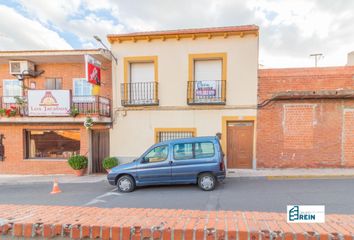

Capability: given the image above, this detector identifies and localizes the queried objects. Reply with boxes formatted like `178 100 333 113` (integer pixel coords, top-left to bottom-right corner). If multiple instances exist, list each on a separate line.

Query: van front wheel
117 175 135 192
198 173 216 191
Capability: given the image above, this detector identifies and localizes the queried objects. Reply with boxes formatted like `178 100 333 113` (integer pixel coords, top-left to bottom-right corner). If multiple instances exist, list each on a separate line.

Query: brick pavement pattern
0 205 353 239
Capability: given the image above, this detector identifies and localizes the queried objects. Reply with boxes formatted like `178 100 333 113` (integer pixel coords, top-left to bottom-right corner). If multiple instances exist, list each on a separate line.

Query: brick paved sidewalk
0 204 353 239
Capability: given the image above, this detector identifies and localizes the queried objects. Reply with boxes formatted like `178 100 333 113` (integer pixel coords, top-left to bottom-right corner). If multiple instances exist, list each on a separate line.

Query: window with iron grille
155 129 196 143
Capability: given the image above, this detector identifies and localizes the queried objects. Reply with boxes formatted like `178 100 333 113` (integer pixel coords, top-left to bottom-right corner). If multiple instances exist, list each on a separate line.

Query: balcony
187 80 226 105
0 95 111 118
121 82 159 106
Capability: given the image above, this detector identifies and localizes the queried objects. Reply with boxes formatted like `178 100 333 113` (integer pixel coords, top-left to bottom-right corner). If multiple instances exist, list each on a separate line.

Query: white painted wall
110 35 259 163
110 108 257 162
111 36 258 108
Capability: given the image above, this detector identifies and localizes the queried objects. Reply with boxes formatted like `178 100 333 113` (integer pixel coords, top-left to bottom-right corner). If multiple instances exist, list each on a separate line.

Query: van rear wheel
117 175 135 192
198 173 216 191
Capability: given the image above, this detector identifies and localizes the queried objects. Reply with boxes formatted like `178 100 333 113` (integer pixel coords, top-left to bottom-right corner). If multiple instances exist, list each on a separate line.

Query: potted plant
5 106 17 117
70 107 79 117
102 156 119 173
84 116 94 129
14 96 26 116
67 155 88 176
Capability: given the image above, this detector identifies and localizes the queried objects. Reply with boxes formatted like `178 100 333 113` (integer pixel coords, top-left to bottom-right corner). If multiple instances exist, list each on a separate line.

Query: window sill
121 100 159 107
187 101 226 105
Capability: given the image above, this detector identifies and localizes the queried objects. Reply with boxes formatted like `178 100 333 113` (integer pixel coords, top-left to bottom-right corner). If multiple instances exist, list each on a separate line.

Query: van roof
156 136 218 145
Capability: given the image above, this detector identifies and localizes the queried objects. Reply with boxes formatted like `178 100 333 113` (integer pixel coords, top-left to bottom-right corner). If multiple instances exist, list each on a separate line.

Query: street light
93 35 118 64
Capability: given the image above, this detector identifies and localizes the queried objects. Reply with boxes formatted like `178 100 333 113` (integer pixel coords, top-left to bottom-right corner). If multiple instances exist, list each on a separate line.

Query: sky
0 0 353 68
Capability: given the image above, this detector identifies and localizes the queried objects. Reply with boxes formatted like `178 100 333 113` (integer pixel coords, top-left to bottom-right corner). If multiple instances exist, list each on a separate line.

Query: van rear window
195 142 215 159
173 141 215 160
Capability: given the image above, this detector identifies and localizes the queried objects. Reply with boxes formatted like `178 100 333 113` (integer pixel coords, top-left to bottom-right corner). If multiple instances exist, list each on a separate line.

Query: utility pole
310 53 323 67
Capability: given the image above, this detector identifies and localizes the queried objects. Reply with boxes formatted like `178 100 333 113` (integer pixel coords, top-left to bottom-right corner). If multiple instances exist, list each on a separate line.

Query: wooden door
92 129 110 173
227 121 254 168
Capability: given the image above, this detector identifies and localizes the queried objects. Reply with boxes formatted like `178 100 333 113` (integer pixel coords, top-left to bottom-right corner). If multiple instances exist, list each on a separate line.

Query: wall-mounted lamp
15 69 44 81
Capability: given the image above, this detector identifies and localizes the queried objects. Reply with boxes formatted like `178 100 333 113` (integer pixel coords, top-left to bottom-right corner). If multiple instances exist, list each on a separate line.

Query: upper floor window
72 78 94 103
195 59 222 82
188 53 227 105
73 78 93 96
3 79 22 103
121 56 158 106
45 78 62 90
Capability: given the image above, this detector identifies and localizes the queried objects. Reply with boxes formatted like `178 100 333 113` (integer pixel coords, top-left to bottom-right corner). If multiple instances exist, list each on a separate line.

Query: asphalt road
0 177 353 214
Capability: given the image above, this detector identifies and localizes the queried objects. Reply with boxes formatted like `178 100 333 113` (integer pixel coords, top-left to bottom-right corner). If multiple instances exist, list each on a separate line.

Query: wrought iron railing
187 80 226 105
72 95 111 117
121 82 159 106
0 95 111 117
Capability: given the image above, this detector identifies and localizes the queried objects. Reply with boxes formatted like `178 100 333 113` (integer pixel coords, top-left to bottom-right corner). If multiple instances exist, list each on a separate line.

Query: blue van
107 136 226 192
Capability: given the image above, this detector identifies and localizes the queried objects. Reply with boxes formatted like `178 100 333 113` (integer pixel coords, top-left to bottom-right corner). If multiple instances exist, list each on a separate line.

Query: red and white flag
85 55 101 85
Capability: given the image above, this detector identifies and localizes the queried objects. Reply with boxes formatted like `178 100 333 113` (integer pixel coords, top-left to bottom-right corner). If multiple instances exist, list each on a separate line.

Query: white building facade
108 25 259 169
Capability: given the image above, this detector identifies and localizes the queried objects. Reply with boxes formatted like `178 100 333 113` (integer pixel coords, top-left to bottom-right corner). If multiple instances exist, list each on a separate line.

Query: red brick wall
257 66 354 168
0 123 109 174
0 58 112 174
344 110 354 166
283 104 315 150
258 66 354 103
0 124 88 174
0 61 112 99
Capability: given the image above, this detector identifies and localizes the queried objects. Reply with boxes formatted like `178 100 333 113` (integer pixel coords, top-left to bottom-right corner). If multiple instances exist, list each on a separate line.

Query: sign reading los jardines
28 90 71 116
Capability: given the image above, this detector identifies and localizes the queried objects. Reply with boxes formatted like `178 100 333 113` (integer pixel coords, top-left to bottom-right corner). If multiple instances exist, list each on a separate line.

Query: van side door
136 145 172 185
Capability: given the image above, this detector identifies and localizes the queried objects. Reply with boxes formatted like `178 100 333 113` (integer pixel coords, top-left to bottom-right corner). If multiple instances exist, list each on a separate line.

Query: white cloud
66 13 125 47
1 0 354 67
0 5 72 50
18 0 81 29
247 0 354 67
16 0 125 47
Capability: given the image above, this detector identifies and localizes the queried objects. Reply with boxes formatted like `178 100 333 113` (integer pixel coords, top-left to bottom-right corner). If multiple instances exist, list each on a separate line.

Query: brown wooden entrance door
92 129 110 173
227 121 254 168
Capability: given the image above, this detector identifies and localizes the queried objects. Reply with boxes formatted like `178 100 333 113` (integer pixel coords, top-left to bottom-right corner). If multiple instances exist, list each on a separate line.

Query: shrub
103 156 119 169
67 155 88 170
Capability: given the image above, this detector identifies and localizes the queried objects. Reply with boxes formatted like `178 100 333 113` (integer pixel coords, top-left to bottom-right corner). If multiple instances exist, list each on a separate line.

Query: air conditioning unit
9 60 35 75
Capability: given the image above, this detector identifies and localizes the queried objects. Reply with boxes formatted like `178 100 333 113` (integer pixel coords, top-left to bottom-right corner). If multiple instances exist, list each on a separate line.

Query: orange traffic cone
50 178 62 194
